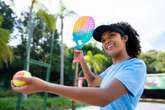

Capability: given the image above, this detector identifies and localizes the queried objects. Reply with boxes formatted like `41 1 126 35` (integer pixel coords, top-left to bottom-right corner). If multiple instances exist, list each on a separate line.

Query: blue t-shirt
99 58 147 110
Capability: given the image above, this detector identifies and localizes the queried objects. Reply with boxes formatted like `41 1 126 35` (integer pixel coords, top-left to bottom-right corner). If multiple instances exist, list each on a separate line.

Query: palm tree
11 0 49 71
36 9 57 76
8 1 53 110
57 0 77 85
85 50 108 74
36 9 57 110
0 15 13 67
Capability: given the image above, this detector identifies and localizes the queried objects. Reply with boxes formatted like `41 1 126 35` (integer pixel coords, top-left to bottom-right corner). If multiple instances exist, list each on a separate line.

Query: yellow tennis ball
12 70 31 87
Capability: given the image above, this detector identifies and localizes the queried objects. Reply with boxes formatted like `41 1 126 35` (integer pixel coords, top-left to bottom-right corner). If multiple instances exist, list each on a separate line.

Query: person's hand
11 76 47 94
73 50 84 62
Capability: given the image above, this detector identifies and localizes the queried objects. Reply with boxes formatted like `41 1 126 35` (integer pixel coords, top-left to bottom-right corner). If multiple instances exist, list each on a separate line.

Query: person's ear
123 35 128 43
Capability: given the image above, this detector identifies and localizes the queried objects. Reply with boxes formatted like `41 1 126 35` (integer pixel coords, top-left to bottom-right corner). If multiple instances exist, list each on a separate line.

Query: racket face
73 16 95 49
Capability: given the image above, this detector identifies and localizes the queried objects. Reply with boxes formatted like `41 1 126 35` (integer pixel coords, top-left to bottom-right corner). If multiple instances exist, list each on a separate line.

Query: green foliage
47 97 75 110
0 28 13 64
0 88 16 110
10 12 60 84
83 43 103 54
139 50 157 73
62 46 77 85
0 1 14 66
0 1 15 30
0 88 16 97
84 50 110 74
0 95 85 110
21 95 48 110
82 43 112 74
139 50 165 73
0 15 4 26
156 52 165 72
0 27 9 42
37 10 57 32
0 97 16 110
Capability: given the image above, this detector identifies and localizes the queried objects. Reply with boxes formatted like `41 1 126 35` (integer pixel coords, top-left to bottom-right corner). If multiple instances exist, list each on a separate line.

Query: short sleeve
99 66 111 78
99 71 106 78
114 60 146 96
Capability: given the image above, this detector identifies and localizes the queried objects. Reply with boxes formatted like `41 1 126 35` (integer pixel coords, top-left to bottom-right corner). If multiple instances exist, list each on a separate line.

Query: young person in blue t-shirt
11 22 146 110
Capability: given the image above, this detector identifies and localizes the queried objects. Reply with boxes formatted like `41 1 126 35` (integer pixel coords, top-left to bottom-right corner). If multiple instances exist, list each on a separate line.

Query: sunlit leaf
37 9 57 32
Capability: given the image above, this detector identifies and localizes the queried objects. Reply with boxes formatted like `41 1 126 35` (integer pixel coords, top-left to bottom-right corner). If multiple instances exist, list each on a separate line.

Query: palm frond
0 28 13 65
37 10 57 32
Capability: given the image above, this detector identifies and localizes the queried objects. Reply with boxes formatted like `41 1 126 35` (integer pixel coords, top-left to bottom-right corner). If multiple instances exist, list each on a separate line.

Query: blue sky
6 0 165 52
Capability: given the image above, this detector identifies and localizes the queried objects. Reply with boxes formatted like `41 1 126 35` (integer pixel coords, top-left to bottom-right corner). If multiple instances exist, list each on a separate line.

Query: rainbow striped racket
72 16 95 62
73 16 95 49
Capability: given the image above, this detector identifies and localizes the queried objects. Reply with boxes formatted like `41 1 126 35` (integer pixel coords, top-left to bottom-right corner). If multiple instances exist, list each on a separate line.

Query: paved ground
136 102 165 110
76 102 165 110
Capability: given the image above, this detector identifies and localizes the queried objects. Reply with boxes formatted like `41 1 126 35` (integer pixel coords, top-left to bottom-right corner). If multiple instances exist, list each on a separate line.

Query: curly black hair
115 22 141 58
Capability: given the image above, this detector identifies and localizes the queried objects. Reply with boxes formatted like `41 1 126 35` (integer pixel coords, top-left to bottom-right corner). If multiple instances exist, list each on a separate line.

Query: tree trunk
60 16 64 85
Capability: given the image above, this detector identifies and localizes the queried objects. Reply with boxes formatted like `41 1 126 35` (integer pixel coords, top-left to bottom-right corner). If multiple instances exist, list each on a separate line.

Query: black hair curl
111 22 141 58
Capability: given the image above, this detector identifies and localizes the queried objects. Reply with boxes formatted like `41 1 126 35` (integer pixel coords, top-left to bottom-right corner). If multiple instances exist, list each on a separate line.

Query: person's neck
112 51 130 64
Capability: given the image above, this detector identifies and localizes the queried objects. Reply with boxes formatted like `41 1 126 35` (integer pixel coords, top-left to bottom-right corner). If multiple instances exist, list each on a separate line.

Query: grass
0 95 86 110
0 87 87 110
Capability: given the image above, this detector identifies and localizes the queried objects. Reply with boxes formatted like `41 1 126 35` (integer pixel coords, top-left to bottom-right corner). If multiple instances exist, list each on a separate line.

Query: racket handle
73 50 81 62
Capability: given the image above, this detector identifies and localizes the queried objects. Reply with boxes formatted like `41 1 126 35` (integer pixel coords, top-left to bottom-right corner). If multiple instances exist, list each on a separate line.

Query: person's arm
11 77 127 106
78 51 102 87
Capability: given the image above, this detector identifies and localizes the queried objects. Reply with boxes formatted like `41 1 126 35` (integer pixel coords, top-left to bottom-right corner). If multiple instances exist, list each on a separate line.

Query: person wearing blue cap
11 22 146 110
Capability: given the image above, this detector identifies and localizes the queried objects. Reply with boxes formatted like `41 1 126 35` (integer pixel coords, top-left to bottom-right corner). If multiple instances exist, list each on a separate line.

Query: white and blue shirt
99 58 147 110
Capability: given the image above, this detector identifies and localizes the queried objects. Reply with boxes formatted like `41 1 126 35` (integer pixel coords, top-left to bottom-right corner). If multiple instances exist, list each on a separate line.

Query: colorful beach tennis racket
73 16 95 49
72 16 95 62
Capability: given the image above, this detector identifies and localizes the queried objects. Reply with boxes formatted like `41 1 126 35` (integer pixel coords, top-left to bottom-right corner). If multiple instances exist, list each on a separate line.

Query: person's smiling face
101 31 128 57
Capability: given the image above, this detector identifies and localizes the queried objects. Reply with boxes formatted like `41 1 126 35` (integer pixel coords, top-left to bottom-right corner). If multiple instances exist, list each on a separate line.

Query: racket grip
73 50 81 62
